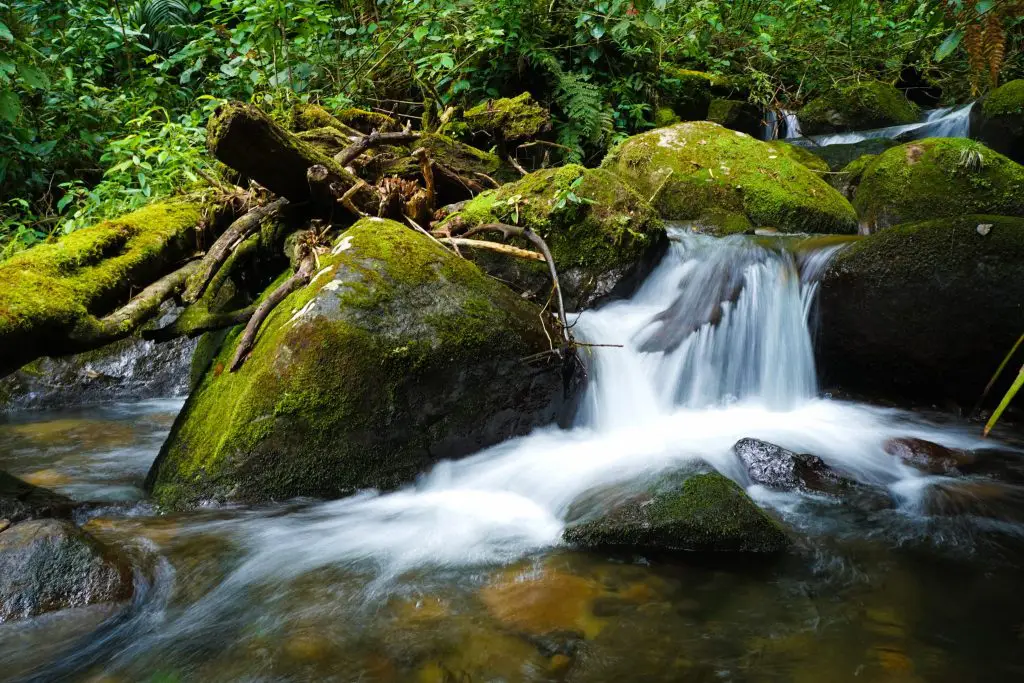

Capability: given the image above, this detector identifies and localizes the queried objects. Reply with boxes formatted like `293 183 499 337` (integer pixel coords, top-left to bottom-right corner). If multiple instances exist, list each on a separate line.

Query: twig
230 244 316 371
437 238 545 261
334 128 421 168
184 198 289 303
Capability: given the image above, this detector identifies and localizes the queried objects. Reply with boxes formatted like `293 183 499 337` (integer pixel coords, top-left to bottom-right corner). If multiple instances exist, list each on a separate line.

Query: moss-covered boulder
444 165 665 309
602 121 857 234
147 219 574 508
799 80 919 135
767 141 830 174
0 518 132 622
0 201 205 378
970 79 1024 164
290 103 361 139
853 138 1024 232
831 153 877 201
817 215 1024 403
708 98 763 137
653 106 680 127
563 472 789 554
463 93 551 142
803 138 900 171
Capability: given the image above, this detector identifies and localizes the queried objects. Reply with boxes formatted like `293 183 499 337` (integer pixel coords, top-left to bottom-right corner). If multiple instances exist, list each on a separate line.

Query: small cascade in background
805 102 974 146
761 109 802 140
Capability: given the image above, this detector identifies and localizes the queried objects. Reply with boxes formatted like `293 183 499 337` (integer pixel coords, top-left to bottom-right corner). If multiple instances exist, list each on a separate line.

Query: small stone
884 437 975 475
977 223 993 235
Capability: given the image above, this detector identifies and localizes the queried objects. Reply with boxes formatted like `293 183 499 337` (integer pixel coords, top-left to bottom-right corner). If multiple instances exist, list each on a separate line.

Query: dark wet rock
0 518 132 622
707 99 762 137
852 138 1024 232
443 164 666 310
802 138 900 171
883 437 976 475
970 79 1024 165
817 215 1024 404
0 303 196 411
830 153 877 201
733 438 849 493
799 80 919 136
148 218 577 508
563 472 789 554
0 471 75 525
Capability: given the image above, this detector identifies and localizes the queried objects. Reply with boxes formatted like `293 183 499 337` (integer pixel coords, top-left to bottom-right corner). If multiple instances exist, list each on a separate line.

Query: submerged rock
883 438 975 475
970 79 1024 164
148 219 575 508
853 138 1024 232
921 480 1024 522
0 471 75 525
445 164 665 309
563 472 789 554
817 215 1024 403
0 518 131 622
799 80 919 136
602 121 857 234
733 438 847 493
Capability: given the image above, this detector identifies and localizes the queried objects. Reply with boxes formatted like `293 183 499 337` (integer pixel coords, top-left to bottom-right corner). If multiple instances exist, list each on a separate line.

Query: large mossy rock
659 68 742 121
853 138 1024 232
0 518 132 622
803 138 900 171
970 79 1024 165
0 201 204 379
563 472 789 554
602 121 857 234
463 92 551 142
799 80 919 135
817 215 1024 403
148 219 574 508
446 164 665 309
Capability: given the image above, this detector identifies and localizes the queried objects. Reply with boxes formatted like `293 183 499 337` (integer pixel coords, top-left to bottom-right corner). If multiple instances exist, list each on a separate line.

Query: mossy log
207 101 379 212
0 200 214 378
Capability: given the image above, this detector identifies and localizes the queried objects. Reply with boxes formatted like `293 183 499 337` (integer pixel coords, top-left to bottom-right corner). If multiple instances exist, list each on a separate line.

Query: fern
529 50 614 163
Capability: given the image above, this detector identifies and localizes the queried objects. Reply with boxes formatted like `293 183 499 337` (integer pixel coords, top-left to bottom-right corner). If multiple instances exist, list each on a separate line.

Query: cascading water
805 102 974 146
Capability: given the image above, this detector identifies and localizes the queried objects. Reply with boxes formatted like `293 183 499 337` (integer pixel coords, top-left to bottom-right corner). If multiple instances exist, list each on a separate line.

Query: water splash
806 102 974 146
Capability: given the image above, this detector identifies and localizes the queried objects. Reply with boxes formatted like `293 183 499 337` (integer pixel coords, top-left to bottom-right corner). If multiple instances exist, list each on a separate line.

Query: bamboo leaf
984 364 1024 437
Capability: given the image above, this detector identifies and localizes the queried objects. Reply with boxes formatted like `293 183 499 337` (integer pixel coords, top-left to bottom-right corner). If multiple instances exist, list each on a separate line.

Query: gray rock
0 519 132 622
0 471 75 525
732 438 847 493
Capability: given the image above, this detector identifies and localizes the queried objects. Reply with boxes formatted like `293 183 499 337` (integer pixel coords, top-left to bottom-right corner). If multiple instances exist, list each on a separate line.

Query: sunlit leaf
934 30 962 62
984 365 1024 437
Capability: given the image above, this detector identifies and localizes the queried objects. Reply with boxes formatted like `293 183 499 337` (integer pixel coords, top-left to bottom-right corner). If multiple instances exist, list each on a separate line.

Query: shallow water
3 231 1024 682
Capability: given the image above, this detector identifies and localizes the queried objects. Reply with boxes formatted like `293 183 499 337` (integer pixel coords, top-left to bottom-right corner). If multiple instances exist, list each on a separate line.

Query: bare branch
437 238 545 261
334 128 421 168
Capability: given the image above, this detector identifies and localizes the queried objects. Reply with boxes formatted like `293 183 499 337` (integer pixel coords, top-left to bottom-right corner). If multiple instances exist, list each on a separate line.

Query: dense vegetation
0 0 1021 257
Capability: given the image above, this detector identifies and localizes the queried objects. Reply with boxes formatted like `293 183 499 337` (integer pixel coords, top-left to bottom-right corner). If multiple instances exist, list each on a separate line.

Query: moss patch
563 471 789 553
767 141 830 174
147 219 569 508
445 164 664 308
800 80 919 135
602 121 857 234
708 99 762 137
982 79 1024 117
654 107 680 127
290 104 361 138
464 93 550 141
853 138 1024 231
0 201 203 377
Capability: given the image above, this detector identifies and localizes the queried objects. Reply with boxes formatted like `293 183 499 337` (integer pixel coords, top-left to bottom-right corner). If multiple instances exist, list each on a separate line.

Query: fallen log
207 102 378 213
0 200 223 378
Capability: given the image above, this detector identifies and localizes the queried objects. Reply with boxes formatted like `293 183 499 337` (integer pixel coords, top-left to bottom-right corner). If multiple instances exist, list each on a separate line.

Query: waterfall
165 228 988 584
807 102 974 146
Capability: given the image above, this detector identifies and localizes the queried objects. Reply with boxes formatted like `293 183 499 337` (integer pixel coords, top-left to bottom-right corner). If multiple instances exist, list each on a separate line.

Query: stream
3 229 1024 682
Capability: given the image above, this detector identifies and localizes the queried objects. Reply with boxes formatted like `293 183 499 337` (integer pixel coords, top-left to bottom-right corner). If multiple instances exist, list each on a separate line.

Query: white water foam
806 102 974 146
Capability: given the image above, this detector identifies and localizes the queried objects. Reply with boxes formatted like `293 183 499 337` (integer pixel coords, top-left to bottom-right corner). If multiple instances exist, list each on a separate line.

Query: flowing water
802 103 974 146
3 229 1024 682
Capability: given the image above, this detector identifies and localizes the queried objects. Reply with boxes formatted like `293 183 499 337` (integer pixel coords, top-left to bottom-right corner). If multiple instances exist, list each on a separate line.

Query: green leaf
18 64 49 89
413 26 429 42
0 89 20 123
591 24 605 40
975 0 995 14
0 21 12 43
934 30 962 62
439 54 455 69
984 364 1024 437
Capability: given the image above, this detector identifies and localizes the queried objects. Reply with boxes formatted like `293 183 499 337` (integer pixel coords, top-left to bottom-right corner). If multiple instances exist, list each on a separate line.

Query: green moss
335 108 399 133
983 79 1024 117
707 98 761 136
0 201 203 376
290 103 360 137
148 219 563 507
830 153 877 199
654 107 680 127
295 126 356 156
602 121 857 234
383 132 502 178
464 93 550 141
445 164 664 306
691 208 754 235
800 80 919 135
767 141 830 174
660 68 719 120
563 472 789 553
853 138 1024 231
